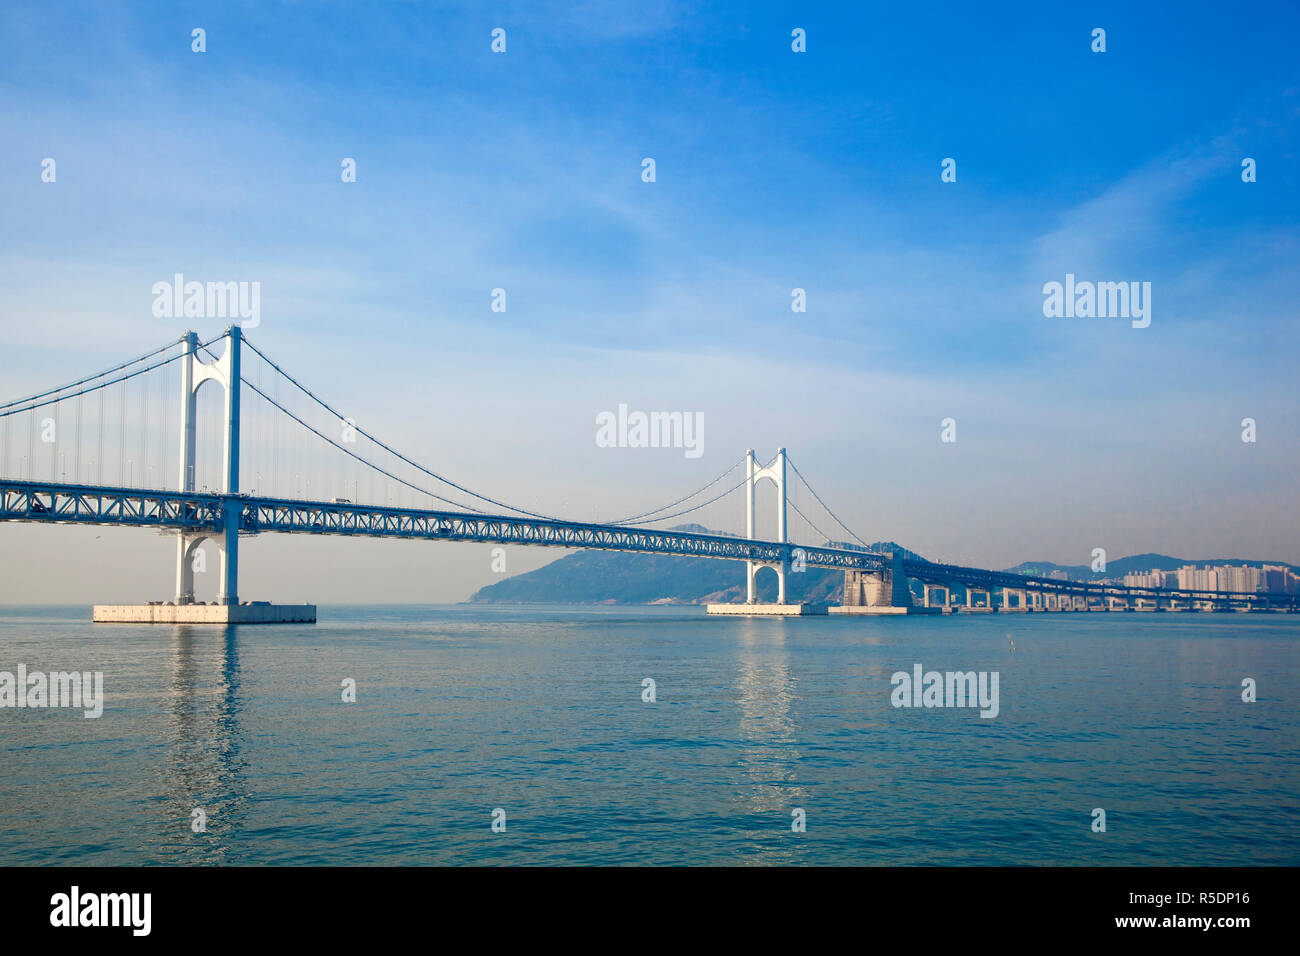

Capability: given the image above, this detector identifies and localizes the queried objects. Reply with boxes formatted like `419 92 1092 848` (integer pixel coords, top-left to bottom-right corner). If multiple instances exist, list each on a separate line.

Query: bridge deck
1 478 1294 610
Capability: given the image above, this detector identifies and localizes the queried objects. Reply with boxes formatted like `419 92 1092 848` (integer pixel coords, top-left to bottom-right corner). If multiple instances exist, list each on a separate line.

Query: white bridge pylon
174 327 242 605
745 447 788 603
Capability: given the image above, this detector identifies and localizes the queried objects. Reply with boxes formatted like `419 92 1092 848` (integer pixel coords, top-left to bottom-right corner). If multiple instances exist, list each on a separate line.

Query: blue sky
1 1 1298 602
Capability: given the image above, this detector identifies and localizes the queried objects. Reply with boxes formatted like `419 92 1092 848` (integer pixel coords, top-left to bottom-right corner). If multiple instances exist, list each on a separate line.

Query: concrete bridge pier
832 551 920 615
924 584 950 609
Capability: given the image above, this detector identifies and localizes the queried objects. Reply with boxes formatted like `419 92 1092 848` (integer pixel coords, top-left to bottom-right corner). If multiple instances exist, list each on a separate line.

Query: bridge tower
174 327 241 606
745 447 788 603
94 322 314 623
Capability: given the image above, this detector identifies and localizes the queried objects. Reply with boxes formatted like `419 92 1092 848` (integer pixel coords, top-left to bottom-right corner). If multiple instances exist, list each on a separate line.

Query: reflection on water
732 619 808 861
162 625 248 864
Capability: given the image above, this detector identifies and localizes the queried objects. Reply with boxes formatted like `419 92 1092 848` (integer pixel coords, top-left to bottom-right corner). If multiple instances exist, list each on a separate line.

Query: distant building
1262 565 1299 595
1119 563 1295 595
1218 565 1261 594
1177 565 1219 592
1124 570 1168 589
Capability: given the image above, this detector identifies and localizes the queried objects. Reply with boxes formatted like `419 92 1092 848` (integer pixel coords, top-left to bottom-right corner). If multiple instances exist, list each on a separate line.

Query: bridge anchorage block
829 553 938 615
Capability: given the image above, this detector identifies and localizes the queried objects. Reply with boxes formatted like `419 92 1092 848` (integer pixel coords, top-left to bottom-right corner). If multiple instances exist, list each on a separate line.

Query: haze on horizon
1 1 1298 604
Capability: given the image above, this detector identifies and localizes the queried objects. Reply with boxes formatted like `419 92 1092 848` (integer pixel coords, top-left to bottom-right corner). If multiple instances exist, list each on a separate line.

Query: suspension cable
239 374 489 513
786 455 875 551
0 336 185 410
787 498 834 547
607 455 745 524
237 335 568 521
618 454 773 527
0 336 218 419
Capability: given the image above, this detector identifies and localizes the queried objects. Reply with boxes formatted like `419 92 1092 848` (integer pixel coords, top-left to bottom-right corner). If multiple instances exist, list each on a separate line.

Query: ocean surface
1 604 1296 866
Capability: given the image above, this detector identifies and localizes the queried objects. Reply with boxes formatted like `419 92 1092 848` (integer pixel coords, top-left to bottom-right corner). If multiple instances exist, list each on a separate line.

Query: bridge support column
174 532 205 605
747 560 786 604
742 447 786 606
219 327 241 604
166 326 246 609
173 326 242 605
219 500 240 606
174 332 198 604
924 584 951 609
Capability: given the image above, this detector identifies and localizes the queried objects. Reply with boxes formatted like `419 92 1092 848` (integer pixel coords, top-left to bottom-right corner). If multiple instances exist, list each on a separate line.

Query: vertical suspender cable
50 391 59 478
158 353 167 488
75 392 82 483
140 370 149 486
97 387 105 484
118 378 126 484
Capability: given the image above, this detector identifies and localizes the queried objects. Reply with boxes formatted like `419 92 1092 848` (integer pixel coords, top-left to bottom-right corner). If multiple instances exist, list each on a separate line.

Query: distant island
467 525 1300 604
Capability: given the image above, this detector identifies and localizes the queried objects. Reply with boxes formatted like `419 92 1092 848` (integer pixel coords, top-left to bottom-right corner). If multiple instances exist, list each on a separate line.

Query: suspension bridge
1 327 1295 622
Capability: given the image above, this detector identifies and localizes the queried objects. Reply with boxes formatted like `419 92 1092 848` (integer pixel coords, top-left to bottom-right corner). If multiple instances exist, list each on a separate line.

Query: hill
468 529 914 604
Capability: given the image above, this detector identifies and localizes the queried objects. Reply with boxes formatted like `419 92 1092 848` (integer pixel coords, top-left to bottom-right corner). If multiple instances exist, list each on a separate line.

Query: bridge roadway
1 478 1295 611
